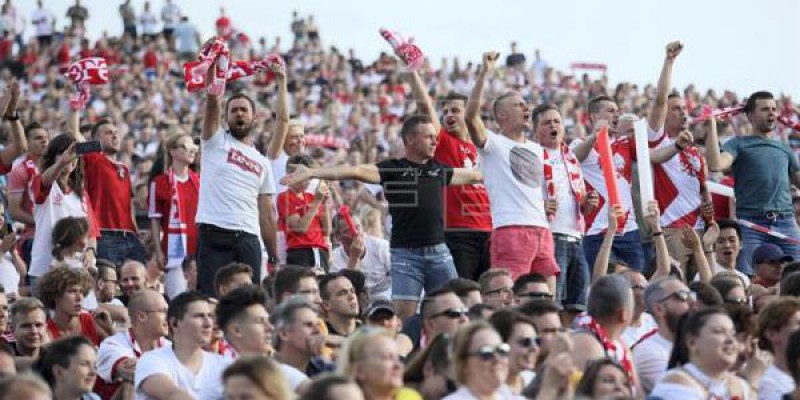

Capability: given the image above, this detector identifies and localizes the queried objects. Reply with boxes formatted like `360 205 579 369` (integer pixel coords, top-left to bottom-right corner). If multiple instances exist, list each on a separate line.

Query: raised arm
0 81 27 165
266 63 289 160
649 130 693 164
407 70 440 132
648 41 683 132
40 143 76 188
286 182 329 234
644 201 671 281
281 163 381 186
465 52 499 148
201 60 222 141
572 120 607 162
592 205 623 283
450 168 482 186
704 116 733 172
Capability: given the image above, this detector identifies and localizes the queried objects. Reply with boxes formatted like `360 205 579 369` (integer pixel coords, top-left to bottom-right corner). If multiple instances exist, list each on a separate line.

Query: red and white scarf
379 27 425 71
543 143 585 227
184 38 284 94
165 170 197 265
64 57 109 109
577 315 636 391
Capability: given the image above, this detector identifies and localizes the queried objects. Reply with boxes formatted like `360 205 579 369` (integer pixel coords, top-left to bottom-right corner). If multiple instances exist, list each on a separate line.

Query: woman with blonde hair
223 355 293 400
445 321 524 399
148 133 200 299
339 327 407 400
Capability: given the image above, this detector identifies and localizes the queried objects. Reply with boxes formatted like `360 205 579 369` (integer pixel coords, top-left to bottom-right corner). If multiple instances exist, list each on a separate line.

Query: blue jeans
584 230 645 273
553 234 589 306
737 213 800 276
97 230 147 266
391 243 457 301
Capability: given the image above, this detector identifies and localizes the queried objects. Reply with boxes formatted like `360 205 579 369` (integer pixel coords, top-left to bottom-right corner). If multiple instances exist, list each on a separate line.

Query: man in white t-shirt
756 297 800 400
97 290 170 398
159 0 180 40
465 51 558 289
195 59 287 295
215 285 309 390
634 277 694 393
266 117 305 264
329 214 391 299
135 291 229 400
533 104 598 307
31 0 54 47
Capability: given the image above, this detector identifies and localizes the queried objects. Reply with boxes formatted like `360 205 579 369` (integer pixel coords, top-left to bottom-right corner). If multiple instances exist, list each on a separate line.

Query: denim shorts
391 243 457 301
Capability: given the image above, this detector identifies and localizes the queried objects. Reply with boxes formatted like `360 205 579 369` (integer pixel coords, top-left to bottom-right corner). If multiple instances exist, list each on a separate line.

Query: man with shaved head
96 289 170 398
465 51 558 289
118 260 148 306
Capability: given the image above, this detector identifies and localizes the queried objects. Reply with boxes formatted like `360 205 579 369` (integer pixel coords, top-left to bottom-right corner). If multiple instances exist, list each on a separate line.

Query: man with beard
135 291 227 399
646 42 713 276
195 61 287 295
407 70 492 281
280 115 482 319
69 115 145 266
319 273 360 337
707 91 800 275
533 104 597 307
465 52 558 288
634 276 695 393
96 290 170 399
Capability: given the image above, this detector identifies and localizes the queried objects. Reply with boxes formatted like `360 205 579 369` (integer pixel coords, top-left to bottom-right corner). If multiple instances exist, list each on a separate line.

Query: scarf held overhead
184 38 285 94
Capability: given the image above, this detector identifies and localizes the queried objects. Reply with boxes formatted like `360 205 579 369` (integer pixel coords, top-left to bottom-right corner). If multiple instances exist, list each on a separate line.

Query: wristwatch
267 255 278 265
3 111 19 121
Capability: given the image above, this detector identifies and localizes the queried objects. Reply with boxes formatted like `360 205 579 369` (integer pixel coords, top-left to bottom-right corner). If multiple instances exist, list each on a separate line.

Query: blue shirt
722 135 800 215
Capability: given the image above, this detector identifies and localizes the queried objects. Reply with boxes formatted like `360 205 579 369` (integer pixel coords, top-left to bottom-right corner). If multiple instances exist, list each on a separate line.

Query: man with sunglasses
512 273 554 306
515 299 566 365
403 287 469 352
634 276 694 393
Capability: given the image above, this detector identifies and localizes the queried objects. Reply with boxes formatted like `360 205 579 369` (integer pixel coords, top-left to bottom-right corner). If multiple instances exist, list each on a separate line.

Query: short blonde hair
288 119 305 131
337 327 395 378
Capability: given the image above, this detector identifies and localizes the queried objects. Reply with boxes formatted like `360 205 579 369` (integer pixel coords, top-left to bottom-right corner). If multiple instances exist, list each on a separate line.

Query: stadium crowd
0 0 797 399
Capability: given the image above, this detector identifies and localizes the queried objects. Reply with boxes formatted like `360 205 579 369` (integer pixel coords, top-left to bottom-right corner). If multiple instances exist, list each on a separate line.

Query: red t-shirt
143 50 158 70
277 190 327 250
6 157 39 240
148 172 200 256
433 129 492 231
83 153 137 232
47 311 101 346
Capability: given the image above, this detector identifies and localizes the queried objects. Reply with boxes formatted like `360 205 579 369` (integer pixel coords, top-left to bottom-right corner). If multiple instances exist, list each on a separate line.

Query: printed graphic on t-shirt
509 147 542 188
679 150 702 177
227 148 263 176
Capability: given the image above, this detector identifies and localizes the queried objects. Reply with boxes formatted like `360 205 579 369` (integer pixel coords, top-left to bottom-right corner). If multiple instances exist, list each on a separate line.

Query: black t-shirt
377 158 453 248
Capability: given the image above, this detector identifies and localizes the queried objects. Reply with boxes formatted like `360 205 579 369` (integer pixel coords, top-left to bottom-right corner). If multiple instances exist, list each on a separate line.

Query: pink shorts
490 225 559 279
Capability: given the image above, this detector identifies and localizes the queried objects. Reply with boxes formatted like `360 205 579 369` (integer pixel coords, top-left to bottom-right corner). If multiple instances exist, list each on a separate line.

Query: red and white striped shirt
648 127 706 228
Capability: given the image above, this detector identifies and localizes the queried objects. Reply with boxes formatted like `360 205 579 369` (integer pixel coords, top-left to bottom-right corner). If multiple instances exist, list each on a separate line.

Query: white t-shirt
633 332 673 394
160 3 181 29
134 346 228 400
330 236 392 299
648 126 705 228
270 151 290 194
759 364 795 400
0 253 19 295
543 146 582 237
31 7 54 36
196 130 275 236
98 330 170 383
219 338 309 391
139 11 159 35
621 312 657 348
478 130 548 229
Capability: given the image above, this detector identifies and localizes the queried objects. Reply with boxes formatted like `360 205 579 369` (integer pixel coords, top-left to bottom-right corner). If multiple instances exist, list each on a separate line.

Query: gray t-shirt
722 135 800 215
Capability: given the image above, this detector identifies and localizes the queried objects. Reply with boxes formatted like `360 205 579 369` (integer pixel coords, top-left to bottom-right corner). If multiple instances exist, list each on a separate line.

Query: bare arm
150 218 164 265
465 52 499 148
648 42 683 132
282 164 381 186
649 131 692 164
140 375 197 400
266 64 289 160
8 193 34 225
572 121 608 162
40 144 76 188
258 194 278 263
407 70 440 132
0 82 27 165
286 183 329 234
592 205 622 283
645 202 671 281
449 168 482 186
704 116 733 172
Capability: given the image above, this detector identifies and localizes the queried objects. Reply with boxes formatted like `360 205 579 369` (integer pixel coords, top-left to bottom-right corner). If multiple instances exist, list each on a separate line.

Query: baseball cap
752 243 793 264
363 298 395 320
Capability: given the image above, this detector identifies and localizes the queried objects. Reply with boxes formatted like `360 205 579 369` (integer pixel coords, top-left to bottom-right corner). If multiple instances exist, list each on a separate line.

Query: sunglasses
657 290 696 303
430 308 469 319
469 343 511 361
518 291 553 299
516 336 542 348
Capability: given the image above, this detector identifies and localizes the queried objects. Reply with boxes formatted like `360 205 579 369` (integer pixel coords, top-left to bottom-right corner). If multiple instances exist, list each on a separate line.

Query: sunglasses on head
657 290 696 303
469 343 511 361
516 336 542 348
430 307 469 319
